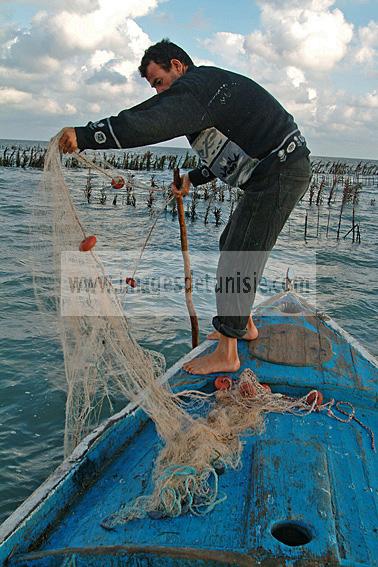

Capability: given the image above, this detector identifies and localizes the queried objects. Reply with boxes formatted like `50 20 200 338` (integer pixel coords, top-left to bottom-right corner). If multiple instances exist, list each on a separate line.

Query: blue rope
100 463 227 528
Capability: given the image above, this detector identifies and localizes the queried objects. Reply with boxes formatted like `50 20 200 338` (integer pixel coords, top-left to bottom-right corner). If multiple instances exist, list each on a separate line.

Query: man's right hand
172 173 191 197
59 127 78 154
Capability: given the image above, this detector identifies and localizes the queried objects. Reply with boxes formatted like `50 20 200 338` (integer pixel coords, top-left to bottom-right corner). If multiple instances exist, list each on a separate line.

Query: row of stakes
78 151 371 251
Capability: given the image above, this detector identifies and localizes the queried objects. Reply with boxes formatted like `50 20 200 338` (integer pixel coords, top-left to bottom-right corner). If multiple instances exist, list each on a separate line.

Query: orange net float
111 176 125 190
125 277 137 288
79 235 97 252
214 375 232 391
306 390 323 408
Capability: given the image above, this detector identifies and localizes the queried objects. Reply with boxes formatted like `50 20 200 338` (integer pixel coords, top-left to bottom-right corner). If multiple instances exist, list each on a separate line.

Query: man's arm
61 84 213 153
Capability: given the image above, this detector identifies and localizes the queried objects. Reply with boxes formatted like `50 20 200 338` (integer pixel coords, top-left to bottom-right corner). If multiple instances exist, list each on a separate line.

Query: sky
0 0 377 158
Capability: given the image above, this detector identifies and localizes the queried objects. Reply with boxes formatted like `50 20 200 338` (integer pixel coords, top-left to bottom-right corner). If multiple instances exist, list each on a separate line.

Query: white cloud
203 1 354 77
0 87 33 105
286 66 306 88
89 103 101 113
246 0 353 72
89 50 115 71
360 91 378 108
194 57 216 67
201 0 377 156
358 20 378 46
202 32 246 66
50 3 153 52
354 20 378 65
0 0 161 131
40 100 78 115
5 2 154 68
0 86 78 115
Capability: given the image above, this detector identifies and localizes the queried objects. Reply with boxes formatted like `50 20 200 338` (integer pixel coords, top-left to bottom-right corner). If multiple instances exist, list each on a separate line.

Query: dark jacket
75 65 309 188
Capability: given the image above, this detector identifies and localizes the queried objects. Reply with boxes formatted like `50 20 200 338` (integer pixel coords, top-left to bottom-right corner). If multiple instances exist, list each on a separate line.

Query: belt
258 128 306 161
243 130 308 185
264 129 307 163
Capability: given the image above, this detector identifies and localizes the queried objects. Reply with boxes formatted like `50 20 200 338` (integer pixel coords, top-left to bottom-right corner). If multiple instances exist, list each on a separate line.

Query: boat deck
2 293 377 566
31 404 377 566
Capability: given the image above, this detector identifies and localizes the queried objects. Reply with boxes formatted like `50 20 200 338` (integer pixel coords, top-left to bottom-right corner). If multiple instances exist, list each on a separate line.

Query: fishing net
32 133 166 455
102 368 323 525
33 134 322 524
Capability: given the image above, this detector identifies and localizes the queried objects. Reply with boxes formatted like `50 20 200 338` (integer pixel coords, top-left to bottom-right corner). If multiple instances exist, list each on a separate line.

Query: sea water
0 140 377 524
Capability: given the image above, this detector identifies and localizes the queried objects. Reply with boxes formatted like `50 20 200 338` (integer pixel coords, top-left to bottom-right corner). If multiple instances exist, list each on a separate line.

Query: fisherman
59 39 312 375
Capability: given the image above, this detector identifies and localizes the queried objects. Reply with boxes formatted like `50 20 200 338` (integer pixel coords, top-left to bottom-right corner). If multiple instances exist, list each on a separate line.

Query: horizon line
0 138 377 163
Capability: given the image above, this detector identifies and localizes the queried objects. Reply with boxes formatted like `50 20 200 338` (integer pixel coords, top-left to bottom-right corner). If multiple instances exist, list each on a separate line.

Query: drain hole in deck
271 521 312 546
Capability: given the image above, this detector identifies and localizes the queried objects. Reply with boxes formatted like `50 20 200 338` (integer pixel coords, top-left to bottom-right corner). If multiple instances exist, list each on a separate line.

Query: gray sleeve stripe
107 118 122 149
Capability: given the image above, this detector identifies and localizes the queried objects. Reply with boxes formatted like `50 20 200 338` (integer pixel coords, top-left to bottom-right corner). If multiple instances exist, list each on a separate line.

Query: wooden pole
174 167 199 348
304 212 308 242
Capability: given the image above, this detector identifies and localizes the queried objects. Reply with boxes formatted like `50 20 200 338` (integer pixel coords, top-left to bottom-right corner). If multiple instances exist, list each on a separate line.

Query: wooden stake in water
326 208 331 238
173 168 199 349
304 212 308 242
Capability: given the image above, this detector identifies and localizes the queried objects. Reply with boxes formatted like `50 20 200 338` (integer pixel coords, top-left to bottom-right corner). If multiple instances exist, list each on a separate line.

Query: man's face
145 60 186 94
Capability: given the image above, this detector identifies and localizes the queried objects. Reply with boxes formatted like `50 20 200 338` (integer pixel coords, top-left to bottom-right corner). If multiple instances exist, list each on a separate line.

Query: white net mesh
32 134 166 455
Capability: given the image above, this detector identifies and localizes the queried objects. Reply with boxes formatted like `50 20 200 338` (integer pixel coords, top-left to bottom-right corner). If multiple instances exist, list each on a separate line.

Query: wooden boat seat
249 323 333 366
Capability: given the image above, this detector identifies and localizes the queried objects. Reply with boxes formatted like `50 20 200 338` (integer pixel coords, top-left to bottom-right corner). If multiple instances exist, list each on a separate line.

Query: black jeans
212 155 312 338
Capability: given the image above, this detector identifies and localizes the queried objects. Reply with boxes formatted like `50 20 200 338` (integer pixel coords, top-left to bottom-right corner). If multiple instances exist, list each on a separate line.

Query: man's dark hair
139 39 194 77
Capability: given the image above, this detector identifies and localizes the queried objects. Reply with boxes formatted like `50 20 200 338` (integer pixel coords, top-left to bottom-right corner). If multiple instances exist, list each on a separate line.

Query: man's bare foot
183 335 240 375
207 316 258 341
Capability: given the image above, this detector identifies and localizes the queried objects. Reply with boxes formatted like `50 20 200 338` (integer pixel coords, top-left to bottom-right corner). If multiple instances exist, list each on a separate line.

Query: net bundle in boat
33 134 321 523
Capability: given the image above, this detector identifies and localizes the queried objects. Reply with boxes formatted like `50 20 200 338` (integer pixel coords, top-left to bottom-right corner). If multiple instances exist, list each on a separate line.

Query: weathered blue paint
1 291 377 566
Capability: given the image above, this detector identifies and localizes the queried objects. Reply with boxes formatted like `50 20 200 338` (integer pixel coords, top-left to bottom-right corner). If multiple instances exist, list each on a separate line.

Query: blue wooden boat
1 290 377 566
